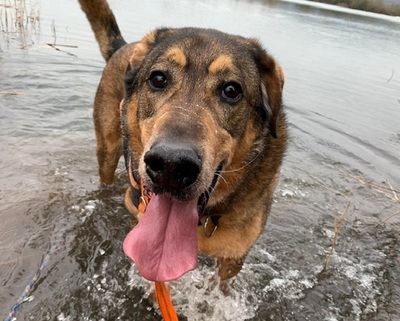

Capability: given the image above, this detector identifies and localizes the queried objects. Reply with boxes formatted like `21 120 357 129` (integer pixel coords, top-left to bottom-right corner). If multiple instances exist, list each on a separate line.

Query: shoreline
307 0 400 16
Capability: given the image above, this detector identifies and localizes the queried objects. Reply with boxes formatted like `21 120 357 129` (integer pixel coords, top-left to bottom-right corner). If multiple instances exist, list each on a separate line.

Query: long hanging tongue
123 194 198 282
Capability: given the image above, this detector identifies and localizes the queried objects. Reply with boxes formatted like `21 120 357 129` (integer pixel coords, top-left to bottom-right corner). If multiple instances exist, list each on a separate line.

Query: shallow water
0 0 399 320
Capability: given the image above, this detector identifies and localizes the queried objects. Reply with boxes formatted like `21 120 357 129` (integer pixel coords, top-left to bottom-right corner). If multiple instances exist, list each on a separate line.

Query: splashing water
126 259 259 321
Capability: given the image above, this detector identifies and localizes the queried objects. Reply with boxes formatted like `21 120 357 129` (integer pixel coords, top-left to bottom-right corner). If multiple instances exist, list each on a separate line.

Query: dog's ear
124 31 159 98
128 31 157 70
129 31 156 69
127 28 177 71
125 29 175 97
254 48 285 139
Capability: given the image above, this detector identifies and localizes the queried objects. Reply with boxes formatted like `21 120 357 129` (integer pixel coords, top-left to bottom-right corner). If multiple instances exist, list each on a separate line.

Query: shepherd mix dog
79 0 287 284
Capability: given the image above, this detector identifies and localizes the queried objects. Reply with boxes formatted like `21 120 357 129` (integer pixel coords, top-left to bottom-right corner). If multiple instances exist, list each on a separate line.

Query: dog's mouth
123 163 223 282
197 163 222 214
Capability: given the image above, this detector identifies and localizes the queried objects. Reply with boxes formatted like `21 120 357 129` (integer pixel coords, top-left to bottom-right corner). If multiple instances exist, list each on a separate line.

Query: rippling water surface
1 0 399 320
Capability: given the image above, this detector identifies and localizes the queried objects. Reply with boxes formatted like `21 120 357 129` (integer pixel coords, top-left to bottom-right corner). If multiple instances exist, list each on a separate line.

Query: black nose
144 143 201 191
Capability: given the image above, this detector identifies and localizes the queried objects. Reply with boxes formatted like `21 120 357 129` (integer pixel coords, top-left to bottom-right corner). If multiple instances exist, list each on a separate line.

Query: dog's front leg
217 257 245 281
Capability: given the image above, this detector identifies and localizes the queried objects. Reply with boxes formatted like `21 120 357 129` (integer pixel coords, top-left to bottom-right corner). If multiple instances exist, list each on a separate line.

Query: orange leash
155 281 179 321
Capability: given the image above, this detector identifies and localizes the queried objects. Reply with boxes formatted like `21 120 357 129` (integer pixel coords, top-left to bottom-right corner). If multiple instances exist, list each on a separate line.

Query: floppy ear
129 31 157 69
124 29 176 98
257 53 285 139
124 31 159 98
127 28 176 72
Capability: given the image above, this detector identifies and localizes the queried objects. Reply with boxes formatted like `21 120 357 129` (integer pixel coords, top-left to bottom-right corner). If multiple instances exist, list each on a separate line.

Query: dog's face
122 28 284 209
121 28 286 282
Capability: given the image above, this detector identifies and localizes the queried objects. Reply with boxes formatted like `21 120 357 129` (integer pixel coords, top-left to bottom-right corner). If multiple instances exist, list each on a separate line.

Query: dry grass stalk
0 91 25 95
46 43 78 57
0 4 13 9
0 253 37 266
323 202 352 271
309 175 351 201
343 171 399 223
51 18 56 46
383 210 400 223
0 1 12 33
347 174 399 203
1 0 40 48
46 43 78 48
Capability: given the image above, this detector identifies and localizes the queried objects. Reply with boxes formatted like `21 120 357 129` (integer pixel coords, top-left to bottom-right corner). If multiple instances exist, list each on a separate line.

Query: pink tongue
123 194 198 282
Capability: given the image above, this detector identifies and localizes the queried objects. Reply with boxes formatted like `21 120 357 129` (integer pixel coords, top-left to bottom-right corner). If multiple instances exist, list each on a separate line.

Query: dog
79 0 287 283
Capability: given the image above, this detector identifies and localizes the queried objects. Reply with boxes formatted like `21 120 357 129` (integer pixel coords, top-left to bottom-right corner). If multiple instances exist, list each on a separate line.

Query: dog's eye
221 82 243 104
148 71 168 90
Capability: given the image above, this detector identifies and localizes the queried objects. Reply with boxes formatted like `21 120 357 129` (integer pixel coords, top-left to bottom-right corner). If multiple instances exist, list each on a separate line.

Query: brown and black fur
79 0 287 281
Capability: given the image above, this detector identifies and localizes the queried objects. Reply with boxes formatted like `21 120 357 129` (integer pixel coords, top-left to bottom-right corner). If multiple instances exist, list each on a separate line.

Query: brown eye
148 71 168 90
221 82 243 104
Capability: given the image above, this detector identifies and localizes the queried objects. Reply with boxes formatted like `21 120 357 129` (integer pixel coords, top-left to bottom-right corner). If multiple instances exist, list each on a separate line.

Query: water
1 0 399 320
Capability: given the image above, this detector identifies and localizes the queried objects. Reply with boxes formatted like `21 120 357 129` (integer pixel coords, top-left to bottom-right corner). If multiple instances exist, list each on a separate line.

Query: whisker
215 172 228 187
220 149 263 174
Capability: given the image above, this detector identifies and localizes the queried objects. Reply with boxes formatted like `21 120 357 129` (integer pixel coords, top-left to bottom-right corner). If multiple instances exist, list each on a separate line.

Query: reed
310 169 399 271
0 0 40 48
346 173 399 223
0 91 26 95
323 202 353 271
347 174 399 203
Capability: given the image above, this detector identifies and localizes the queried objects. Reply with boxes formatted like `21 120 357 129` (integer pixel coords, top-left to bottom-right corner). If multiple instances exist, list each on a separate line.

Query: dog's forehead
153 28 259 75
163 46 239 75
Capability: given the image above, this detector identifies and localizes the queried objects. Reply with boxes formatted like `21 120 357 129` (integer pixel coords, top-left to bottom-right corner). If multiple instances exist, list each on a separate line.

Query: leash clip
138 185 151 213
203 216 219 238
139 196 148 212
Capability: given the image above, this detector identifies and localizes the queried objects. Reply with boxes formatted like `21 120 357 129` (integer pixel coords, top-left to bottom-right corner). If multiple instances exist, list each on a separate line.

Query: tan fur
208 55 234 75
165 47 187 68
210 122 258 205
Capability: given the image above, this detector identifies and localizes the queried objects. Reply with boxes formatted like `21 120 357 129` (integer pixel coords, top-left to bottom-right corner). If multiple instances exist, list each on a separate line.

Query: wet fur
79 0 287 281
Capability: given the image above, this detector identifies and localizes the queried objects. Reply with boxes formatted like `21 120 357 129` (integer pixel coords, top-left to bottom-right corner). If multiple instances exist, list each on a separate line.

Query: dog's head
121 28 285 281
123 28 284 204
